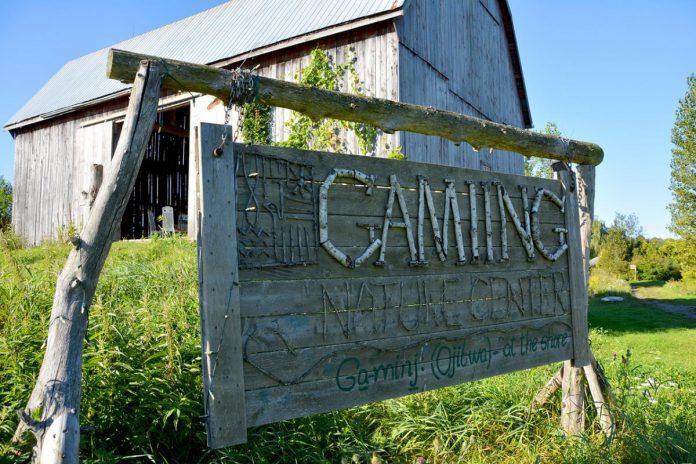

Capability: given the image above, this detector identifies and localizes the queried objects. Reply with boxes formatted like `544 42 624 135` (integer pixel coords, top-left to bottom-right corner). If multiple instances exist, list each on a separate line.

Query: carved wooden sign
197 123 589 448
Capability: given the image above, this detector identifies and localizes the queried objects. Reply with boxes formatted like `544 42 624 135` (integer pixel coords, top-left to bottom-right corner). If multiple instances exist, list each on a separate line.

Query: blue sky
1 1 694 238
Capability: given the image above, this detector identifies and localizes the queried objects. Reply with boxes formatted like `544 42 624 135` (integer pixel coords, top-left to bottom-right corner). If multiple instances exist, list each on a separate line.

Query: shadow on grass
631 281 696 314
631 280 666 288
588 296 696 334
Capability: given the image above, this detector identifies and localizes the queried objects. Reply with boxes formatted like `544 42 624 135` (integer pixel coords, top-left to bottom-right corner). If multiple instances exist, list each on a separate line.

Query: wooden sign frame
198 123 589 449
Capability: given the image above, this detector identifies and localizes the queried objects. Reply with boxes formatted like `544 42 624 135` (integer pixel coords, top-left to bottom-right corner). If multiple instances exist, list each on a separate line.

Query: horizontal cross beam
107 48 603 166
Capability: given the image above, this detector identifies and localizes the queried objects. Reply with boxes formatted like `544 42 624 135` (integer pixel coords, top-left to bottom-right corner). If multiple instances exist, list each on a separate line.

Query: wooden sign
197 123 589 448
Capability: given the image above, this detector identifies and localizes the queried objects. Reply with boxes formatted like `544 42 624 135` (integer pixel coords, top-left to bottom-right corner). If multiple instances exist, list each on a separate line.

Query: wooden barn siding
13 120 78 245
12 99 128 245
395 0 525 175
250 23 401 158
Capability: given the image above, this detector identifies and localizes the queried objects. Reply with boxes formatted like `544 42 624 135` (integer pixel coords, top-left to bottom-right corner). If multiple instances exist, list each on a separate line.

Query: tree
596 212 643 278
612 212 643 239
0 176 12 229
668 74 696 278
524 122 560 178
590 217 606 259
631 237 681 281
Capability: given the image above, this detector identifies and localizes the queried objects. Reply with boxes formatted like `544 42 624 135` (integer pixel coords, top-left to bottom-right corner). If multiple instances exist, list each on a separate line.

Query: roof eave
497 0 533 129
4 89 132 132
210 9 403 68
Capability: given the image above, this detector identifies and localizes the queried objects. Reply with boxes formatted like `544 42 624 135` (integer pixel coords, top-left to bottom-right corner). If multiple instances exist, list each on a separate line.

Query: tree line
591 212 683 282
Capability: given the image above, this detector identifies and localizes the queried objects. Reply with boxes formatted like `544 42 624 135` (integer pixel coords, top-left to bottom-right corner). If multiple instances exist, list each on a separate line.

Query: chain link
215 68 255 156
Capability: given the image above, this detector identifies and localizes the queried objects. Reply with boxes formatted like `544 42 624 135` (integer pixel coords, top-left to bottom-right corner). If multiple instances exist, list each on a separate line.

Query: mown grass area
589 296 696 372
1 235 695 463
632 280 696 305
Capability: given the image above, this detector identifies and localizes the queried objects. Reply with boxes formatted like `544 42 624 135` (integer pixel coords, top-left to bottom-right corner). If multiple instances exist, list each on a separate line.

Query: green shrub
0 176 11 229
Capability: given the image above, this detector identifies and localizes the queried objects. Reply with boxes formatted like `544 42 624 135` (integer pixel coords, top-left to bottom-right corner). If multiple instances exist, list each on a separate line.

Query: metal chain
215 67 255 156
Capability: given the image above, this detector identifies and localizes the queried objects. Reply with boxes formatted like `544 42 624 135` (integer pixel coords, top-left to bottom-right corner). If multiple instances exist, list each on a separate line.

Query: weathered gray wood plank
240 267 571 317
243 299 572 356
198 123 247 448
559 169 590 367
233 143 566 191
239 246 567 282
246 331 572 427
234 183 566 225
243 315 572 391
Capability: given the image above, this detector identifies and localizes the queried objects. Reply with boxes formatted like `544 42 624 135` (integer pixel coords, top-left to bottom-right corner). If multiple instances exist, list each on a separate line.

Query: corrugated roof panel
7 0 404 128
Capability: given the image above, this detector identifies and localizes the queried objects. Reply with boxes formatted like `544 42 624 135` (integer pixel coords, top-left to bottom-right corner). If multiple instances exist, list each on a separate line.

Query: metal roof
6 0 405 129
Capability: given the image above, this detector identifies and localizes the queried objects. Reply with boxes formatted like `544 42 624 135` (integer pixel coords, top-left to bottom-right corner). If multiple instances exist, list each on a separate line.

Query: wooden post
106 48 605 167
561 360 586 434
197 123 247 448
555 166 589 436
13 61 162 463
576 165 595 279
559 167 590 367
533 366 563 407
583 361 614 436
534 163 615 438
88 164 103 209
576 164 616 436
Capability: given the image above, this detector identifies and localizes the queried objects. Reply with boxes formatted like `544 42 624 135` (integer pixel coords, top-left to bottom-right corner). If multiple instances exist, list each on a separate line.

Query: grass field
1 235 694 463
632 280 696 307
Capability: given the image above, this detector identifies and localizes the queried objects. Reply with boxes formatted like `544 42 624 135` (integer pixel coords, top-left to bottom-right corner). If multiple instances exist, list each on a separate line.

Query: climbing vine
343 50 379 155
240 101 273 145
240 48 393 156
385 144 406 160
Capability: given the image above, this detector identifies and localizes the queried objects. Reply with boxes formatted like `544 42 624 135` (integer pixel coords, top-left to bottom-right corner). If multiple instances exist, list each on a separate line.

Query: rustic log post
576 165 616 436
534 163 616 438
533 366 563 408
106 48 604 167
583 360 614 436
560 360 586 434
12 61 162 463
576 165 595 279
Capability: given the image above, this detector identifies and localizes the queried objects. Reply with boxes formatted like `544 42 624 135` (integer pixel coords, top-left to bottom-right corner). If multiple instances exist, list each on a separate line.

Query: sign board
197 123 589 448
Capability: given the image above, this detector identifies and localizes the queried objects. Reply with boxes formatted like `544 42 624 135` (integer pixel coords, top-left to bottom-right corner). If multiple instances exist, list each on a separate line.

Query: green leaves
668 75 696 279
0 176 11 229
240 101 273 145
278 48 381 156
524 122 561 179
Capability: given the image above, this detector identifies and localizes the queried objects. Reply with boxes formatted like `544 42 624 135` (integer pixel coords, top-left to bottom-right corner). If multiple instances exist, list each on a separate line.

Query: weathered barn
5 0 532 245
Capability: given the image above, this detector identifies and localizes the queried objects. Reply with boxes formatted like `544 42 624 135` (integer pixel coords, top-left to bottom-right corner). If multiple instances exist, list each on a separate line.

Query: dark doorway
116 105 190 239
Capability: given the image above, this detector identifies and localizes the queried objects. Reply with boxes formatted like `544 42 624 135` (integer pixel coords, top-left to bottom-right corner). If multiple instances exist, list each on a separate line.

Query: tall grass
1 234 694 463
588 269 631 297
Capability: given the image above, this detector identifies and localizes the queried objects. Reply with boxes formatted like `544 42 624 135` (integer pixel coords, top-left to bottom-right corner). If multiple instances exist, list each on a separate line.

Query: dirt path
631 286 696 320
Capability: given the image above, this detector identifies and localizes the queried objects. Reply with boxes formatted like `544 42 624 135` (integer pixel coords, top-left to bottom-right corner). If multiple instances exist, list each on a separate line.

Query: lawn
589 296 696 372
1 235 694 463
632 280 696 306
